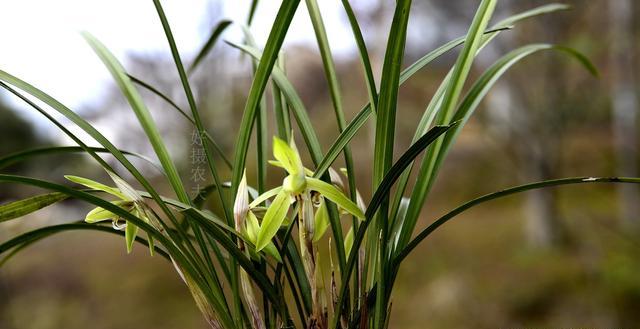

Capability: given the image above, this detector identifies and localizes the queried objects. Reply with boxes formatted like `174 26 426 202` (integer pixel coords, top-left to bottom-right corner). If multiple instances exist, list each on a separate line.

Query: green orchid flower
233 171 281 262
65 171 154 254
253 136 364 251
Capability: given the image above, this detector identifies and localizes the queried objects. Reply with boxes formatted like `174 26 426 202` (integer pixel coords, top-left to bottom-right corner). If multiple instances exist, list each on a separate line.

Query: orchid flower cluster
238 137 364 326
73 136 364 327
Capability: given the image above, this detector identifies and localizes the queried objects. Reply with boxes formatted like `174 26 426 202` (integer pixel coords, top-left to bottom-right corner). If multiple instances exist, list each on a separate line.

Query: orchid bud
283 173 307 195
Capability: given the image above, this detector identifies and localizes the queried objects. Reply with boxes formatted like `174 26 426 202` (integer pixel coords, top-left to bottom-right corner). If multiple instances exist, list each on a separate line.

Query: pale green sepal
249 186 282 208
262 242 282 263
125 220 139 254
344 227 354 257
313 199 330 242
106 171 143 202
306 177 364 219
246 211 260 243
256 189 291 251
272 136 302 176
85 207 117 223
65 175 126 199
85 201 131 223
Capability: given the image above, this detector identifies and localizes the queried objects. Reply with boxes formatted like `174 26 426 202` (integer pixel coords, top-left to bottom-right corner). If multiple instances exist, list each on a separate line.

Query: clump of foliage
1 0 638 328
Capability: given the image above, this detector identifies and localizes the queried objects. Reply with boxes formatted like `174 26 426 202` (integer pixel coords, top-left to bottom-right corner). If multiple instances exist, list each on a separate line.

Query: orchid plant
1 0 639 328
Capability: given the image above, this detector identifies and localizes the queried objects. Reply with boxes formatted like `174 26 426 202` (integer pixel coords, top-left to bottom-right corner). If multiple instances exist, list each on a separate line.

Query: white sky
0 0 354 121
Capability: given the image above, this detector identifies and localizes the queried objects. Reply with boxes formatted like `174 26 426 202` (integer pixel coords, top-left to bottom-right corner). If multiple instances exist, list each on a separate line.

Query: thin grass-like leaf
181 208 284 310
188 19 232 74
151 4 234 262
0 223 171 264
0 146 161 171
227 42 324 166
368 0 418 322
396 0 497 255
389 3 575 232
0 80 202 267
272 53 291 140
372 0 414 188
339 0 378 112
304 0 355 172
127 74 233 169
231 0 301 198
314 26 512 180
433 44 597 180
343 227 354 256
79 33 214 299
333 123 454 328
0 193 68 223
0 173 285 318
394 177 640 264
83 33 190 204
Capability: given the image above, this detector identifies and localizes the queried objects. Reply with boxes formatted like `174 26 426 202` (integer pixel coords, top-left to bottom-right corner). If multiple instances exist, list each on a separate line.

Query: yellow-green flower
65 171 153 254
253 136 364 251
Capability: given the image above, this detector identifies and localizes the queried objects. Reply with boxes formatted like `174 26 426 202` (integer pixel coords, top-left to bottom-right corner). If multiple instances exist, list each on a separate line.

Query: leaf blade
0 193 68 223
188 19 233 74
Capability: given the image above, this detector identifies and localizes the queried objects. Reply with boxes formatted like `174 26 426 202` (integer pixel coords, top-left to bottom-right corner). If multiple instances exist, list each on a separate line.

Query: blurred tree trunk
485 0 568 248
0 275 10 329
609 0 640 227
520 141 566 247
519 28 569 248
486 81 567 248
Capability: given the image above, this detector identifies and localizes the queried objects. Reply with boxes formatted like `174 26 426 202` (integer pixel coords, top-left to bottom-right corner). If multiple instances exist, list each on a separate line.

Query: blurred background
1 0 639 328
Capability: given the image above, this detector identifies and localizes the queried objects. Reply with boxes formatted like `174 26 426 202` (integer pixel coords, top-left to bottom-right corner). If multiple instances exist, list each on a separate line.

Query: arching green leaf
0 193 67 223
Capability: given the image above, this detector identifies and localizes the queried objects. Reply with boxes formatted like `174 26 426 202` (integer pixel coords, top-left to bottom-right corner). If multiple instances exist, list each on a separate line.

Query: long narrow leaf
231 0 301 198
188 19 232 74
151 0 233 233
227 42 324 166
332 123 454 327
0 146 161 171
394 177 640 264
0 223 170 264
313 27 518 180
0 174 284 315
396 0 497 254
339 0 378 112
0 80 191 251
127 74 233 169
368 0 420 323
304 0 358 276
83 32 190 204
389 3 574 232
0 193 68 223
433 44 597 180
